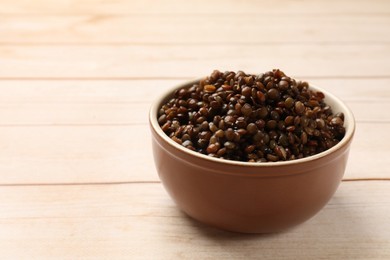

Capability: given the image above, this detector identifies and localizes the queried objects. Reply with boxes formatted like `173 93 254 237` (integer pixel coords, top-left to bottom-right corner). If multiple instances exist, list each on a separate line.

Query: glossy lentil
158 69 346 162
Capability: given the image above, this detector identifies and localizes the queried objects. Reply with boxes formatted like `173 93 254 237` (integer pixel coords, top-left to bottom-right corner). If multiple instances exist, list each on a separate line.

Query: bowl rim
149 77 355 168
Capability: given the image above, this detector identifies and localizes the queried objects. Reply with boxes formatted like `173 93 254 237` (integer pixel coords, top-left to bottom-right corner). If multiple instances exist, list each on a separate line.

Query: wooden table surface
1 0 390 258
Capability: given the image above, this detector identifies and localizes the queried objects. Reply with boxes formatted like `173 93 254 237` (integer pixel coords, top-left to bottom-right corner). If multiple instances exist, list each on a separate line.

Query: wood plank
0 80 183 103
0 79 387 125
1 45 390 78
0 102 148 126
1 15 389 44
0 100 386 125
0 181 389 259
0 79 389 103
1 0 389 15
0 122 387 184
0 125 154 184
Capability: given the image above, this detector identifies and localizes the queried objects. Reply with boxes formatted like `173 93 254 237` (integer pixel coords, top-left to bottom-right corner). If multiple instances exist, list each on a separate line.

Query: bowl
149 78 355 233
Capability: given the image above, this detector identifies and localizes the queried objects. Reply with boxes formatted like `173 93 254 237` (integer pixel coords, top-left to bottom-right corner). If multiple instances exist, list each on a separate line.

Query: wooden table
1 0 389 258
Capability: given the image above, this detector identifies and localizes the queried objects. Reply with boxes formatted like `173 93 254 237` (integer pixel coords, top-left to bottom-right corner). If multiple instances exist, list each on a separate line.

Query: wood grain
0 79 387 124
0 181 389 259
1 44 389 78
0 123 386 184
1 0 389 14
0 79 389 103
0 100 387 125
1 15 389 44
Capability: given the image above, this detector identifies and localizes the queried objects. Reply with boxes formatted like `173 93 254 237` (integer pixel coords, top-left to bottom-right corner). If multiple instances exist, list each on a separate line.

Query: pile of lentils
158 69 345 162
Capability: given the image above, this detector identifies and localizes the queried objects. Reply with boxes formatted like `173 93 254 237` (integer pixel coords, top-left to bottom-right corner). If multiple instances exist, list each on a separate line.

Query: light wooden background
0 0 389 258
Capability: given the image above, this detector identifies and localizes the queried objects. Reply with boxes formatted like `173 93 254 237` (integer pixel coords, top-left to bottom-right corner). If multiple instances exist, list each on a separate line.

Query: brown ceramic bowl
149 79 355 233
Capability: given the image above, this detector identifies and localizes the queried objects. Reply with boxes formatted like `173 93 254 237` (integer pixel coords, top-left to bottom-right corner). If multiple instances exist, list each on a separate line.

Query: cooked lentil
158 69 345 162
